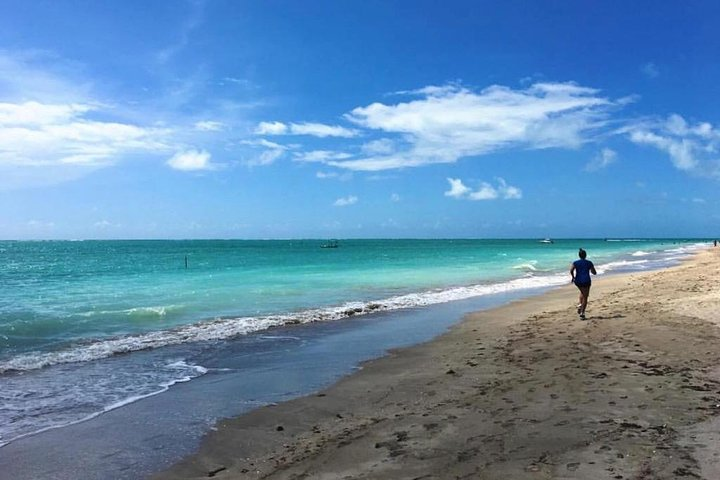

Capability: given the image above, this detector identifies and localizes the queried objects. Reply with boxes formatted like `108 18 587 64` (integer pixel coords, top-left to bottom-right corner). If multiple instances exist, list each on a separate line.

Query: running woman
570 248 597 320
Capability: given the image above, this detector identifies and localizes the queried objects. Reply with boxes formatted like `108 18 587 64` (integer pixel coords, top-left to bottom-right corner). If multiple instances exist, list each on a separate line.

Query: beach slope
156 248 720 480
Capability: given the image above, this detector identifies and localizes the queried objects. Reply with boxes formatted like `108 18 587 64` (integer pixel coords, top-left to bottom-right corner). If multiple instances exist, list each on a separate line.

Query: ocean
0 238 704 455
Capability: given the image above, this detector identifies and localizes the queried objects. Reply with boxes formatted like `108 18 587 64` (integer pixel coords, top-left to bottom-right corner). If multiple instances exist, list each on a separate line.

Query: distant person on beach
715 240 717 247
570 248 597 320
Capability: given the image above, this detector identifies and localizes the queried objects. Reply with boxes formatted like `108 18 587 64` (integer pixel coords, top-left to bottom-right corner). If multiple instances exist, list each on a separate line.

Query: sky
1 0 719 239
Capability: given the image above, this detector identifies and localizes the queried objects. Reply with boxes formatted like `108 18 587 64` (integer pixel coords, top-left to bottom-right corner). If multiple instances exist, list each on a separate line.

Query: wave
77 305 182 318
631 250 652 257
0 359 208 448
0 273 570 374
597 259 649 273
512 260 538 272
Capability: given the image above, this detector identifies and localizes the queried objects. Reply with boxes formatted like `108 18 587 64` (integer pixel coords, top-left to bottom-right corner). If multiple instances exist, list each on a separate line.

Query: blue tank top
573 259 594 284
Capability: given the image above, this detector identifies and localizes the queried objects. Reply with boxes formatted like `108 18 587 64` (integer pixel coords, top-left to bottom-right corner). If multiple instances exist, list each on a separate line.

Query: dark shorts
574 281 591 288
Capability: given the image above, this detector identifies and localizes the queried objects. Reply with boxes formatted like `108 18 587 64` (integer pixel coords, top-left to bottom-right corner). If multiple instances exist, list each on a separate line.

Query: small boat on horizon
539 238 554 244
320 240 339 248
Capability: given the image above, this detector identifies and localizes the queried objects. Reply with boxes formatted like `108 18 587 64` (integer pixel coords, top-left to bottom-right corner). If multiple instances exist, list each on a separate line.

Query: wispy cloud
326 82 621 171
585 148 617 172
626 114 720 177
246 149 284 167
240 139 289 167
294 150 353 162
0 50 240 188
255 121 358 138
445 177 522 201
155 1 206 64
249 82 635 173
0 100 170 168
194 120 225 131
316 171 353 181
316 171 338 179
0 50 91 103
334 195 358 206
641 62 660 79
361 138 396 155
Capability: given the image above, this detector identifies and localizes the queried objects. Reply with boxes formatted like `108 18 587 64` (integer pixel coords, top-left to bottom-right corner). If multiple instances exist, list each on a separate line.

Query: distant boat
539 238 554 244
320 240 339 248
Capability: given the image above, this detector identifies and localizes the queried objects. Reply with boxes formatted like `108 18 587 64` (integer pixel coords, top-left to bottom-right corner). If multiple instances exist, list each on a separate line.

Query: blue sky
1 0 719 239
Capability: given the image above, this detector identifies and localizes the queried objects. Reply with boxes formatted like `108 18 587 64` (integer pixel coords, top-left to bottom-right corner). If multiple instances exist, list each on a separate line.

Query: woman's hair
578 248 587 259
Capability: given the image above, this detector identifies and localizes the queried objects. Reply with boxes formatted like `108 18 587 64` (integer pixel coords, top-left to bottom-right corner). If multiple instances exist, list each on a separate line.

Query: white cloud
444 178 472 198
390 193 400 202
691 197 706 203
334 195 358 207
445 177 522 201
194 120 225 131
289 122 358 138
254 121 288 135
254 121 358 138
247 82 633 173
627 114 720 177
468 182 499 200
0 51 269 190
585 148 617 172
497 178 523 199
326 82 619 171
166 149 216 171
0 101 170 169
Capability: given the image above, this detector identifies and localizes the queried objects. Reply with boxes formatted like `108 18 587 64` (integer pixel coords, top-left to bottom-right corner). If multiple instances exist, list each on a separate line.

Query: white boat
539 238 554 244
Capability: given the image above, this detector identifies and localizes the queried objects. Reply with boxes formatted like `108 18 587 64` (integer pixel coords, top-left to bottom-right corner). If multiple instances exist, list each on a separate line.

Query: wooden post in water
185 255 188 269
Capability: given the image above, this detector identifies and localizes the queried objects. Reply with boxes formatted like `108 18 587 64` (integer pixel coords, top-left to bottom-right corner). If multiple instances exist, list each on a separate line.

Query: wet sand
156 248 720 480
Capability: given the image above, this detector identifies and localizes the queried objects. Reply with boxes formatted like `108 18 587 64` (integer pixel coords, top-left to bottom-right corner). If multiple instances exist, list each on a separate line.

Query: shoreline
156 248 720 479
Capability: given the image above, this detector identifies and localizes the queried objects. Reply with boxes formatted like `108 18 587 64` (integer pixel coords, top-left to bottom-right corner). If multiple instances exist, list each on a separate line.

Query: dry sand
156 248 720 480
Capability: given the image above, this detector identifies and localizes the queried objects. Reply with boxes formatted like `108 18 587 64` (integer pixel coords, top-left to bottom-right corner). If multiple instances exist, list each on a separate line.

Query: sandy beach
156 248 720 480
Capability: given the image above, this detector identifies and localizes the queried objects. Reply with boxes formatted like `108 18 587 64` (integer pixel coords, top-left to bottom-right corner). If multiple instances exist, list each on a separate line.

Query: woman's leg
579 285 590 315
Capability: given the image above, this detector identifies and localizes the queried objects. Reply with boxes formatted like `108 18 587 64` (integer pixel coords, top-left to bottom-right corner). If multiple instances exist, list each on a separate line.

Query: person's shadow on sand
586 314 625 321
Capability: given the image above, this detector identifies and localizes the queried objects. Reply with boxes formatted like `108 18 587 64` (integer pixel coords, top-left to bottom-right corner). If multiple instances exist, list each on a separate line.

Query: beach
156 247 720 480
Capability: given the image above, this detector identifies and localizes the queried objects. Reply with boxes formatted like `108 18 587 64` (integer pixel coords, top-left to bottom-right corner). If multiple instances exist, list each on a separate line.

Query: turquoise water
0 238 703 364
0 238 705 446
